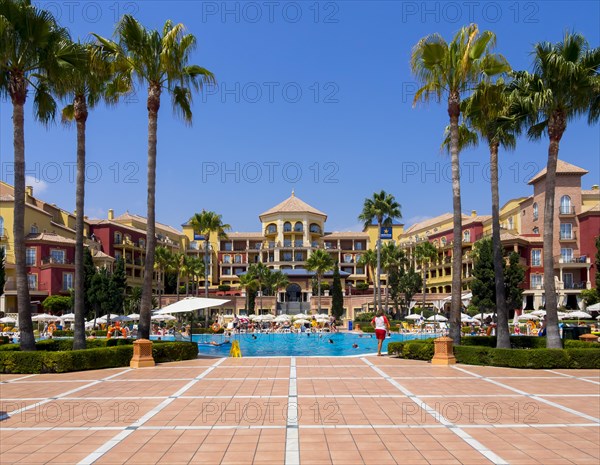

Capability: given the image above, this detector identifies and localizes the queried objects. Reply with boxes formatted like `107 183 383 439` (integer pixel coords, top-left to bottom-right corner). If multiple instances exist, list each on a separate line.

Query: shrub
0 342 198 374
0 344 21 352
461 336 546 349
387 342 405 355
402 341 434 360
567 349 600 369
564 340 600 349
355 282 369 291
454 346 491 366
218 284 231 291
0 336 10 345
354 312 375 322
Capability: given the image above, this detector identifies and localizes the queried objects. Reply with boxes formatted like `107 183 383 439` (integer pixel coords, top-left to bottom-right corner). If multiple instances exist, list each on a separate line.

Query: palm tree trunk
158 269 163 308
139 84 161 340
204 238 209 298
544 113 566 349
371 266 376 311
385 276 390 314
376 223 382 312
490 143 510 348
73 95 88 350
11 87 35 351
448 92 463 344
421 264 427 311
185 275 189 297
317 275 322 313
176 269 180 301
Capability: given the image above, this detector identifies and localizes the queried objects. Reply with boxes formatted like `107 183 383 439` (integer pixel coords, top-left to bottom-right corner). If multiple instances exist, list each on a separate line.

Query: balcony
294 240 304 248
556 255 591 265
41 257 74 266
559 206 576 216
563 281 588 290
559 232 577 242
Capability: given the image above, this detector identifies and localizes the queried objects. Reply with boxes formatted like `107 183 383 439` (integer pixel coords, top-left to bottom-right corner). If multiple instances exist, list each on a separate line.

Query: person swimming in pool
352 343 359 349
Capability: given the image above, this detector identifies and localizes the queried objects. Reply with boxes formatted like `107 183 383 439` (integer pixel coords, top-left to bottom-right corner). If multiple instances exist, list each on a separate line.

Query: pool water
151 332 436 357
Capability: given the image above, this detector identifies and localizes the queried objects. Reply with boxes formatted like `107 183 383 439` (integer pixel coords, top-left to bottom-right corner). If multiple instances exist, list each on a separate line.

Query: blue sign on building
380 226 392 239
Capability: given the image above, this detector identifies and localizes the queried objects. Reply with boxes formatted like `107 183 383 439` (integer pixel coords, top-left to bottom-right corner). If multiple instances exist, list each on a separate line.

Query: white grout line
2 422 598 432
76 357 226 465
285 357 300 465
1 369 132 420
1 374 37 383
361 358 508 465
453 366 600 424
545 370 600 385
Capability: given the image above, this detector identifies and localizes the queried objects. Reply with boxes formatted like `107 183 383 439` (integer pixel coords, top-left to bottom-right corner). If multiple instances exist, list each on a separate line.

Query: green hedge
388 338 600 369
461 336 547 349
0 336 10 345
0 342 198 374
53 330 109 337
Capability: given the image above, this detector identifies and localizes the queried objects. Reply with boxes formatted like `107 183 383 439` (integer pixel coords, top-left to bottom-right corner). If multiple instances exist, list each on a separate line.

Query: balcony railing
556 255 590 264
559 206 576 215
559 232 576 241
41 257 73 265
563 281 587 289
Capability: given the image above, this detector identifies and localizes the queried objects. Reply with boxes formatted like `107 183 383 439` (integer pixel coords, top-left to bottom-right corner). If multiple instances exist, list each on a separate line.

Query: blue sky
1 1 599 233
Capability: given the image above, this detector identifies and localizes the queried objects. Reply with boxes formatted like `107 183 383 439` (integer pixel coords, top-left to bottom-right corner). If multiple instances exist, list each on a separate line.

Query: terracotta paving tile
541 394 600 418
183 378 289 397
382 366 473 378
31 368 128 381
455 365 561 378
0 381 90 399
496 377 600 395
204 367 289 379
296 366 376 378
72 379 189 398
297 378 399 396
398 378 515 396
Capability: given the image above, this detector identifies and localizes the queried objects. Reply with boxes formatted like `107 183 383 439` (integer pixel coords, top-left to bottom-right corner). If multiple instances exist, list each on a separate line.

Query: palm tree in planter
508 32 600 348
57 42 125 350
94 15 215 339
461 79 519 349
189 257 205 297
306 249 334 314
411 23 509 344
358 249 377 311
269 270 289 304
415 241 438 313
0 0 81 350
358 191 402 312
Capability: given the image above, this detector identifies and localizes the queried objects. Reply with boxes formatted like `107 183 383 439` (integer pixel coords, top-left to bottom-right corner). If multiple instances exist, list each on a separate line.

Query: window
267 224 276 234
223 255 231 264
530 274 543 288
531 249 541 267
441 237 447 246
508 217 514 230
310 223 321 233
294 222 303 232
294 240 303 247
0 216 3 236
463 230 471 242
30 224 38 234
560 223 572 240
355 242 363 250
283 240 292 247
294 252 304 262
62 273 74 291
222 267 231 275
114 251 122 261
560 195 572 214
561 248 573 263
27 274 37 290
563 273 574 289
356 267 365 275
344 254 353 263
139 239 145 248
114 232 122 244
223 242 232 251
283 252 292 261
283 222 292 232
533 227 539 234
355 253 362 262
234 268 244 276
533 203 538 220
234 255 242 264
26 248 36 266
50 249 65 264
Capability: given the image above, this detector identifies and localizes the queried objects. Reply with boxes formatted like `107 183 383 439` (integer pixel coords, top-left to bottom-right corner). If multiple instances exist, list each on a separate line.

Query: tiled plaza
1 356 599 465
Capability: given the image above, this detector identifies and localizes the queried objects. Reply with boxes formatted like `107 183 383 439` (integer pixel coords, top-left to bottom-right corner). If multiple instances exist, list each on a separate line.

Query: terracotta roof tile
259 193 327 218
528 159 588 184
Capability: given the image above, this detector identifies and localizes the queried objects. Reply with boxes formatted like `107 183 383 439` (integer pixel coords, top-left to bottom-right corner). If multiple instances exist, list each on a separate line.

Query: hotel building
0 160 598 319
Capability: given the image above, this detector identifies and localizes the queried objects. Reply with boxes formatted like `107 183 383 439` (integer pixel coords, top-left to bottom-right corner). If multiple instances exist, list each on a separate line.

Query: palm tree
381 242 405 313
415 241 438 312
411 24 509 344
0 0 80 350
247 262 270 314
94 15 215 340
189 210 231 314
358 191 402 312
508 32 600 348
188 257 205 297
57 42 122 350
358 249 377 311
239 272 258 314
306 249 334 314
153 246 172 307
172 252 185 301
462 79 518 349
269 270 289 303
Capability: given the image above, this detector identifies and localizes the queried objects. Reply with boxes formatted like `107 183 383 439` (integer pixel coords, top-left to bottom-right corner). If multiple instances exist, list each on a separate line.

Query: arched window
114 231 122 244
294 221 303 232
309 223 321 234
283 222 292 232
508 217 514 230
463 230 471 242
560 195 572 214
533 203 538 220
223 255 231 264
0 216 4 236
266 224 277 234
533 227 539 234
441 237 447 246
30 224 38 234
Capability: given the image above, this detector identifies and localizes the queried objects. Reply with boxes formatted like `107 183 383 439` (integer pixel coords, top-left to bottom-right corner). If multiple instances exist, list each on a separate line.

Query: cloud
25 176 48 195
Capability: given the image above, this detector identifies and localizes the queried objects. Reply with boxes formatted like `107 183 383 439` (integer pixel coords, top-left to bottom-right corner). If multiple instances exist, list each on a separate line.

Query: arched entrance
286 283 302 302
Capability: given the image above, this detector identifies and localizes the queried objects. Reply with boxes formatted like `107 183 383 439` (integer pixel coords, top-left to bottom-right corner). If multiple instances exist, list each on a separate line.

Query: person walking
371 310 390 356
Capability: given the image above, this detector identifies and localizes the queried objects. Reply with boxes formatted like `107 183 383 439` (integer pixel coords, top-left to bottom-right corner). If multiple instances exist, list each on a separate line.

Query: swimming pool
151 332 436 357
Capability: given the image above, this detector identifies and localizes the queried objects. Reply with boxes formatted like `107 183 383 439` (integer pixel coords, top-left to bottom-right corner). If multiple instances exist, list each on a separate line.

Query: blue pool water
151 332 436 357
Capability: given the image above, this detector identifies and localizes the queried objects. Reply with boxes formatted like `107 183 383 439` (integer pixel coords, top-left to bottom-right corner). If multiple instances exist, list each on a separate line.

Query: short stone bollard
579 333 599 343
130 339 155 368
431 336 457 366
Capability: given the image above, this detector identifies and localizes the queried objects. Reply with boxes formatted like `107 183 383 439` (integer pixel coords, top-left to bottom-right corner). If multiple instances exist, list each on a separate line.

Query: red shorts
375 329 387 340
